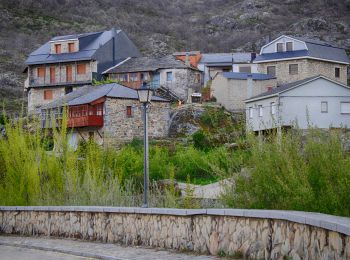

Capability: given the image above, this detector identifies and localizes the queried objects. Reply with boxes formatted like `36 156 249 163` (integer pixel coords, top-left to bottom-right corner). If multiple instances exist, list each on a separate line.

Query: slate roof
255 36 350 64
221 72 275 80
42 83 168 109
245 76 322 102
26 29 124 65
199 53 252 65
103 55 197 74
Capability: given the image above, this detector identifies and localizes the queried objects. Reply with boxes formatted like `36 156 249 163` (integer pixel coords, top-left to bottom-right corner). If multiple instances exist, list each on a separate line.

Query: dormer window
68 43 75 53
276 43 284 52
55 44 61 54
286 42 293 51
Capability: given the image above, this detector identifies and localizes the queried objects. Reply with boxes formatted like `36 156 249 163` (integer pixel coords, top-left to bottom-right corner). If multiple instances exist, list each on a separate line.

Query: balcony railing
29 78 91 87
67 115 103 128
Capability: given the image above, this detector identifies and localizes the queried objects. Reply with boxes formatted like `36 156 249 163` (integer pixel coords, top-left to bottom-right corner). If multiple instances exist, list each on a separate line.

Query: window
289 64 298 75
166 71 173 82
55 44 61 54
321 101 328 113
335 67 340 78
194 73 201 83
271 102 276 115
65 86 73 94
77 64 86 75
140 73 148 81
119 74 128 82
286 42 293 51
50 67 55 83
239 66 251 73
249 107 253 119
267 66 276 77
68 43 75 53
126 106 133 117
276 43 284 52
130 73 138 82
258 105 263 117
66 66 72 82
38 67 45 78
340 102 350 114
44 90 53 100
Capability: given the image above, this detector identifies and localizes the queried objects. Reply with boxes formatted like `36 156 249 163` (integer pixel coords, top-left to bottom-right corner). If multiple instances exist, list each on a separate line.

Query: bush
221 129 350 217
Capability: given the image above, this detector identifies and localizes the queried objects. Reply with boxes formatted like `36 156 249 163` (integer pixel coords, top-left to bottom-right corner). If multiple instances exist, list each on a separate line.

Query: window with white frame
258 105 263 117
276 43 284 52
166 71 173 82
289 64 298 75
321 101 328 113
340 102 350 114
271 102 276 115
249 107 253 118
286 42 293 51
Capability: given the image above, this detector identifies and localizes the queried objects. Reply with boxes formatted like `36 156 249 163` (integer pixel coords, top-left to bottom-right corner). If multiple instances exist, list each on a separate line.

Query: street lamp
137 82 153 208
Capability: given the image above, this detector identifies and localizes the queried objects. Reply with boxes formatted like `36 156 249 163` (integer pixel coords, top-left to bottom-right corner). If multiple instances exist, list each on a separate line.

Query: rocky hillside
1 0 350 114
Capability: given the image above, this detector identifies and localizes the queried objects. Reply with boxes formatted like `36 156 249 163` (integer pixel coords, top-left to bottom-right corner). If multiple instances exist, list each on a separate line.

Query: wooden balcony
68 115 103 128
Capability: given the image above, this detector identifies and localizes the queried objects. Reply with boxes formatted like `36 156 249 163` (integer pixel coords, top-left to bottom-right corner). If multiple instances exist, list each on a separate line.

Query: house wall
261 36 307 54
159 68 202 102
50 40 79 54
28 87 66 114
232 63 258 73
103 98 170 147
245 78 350 132
29 61 93 87
257 59 348 85
211 74 276 112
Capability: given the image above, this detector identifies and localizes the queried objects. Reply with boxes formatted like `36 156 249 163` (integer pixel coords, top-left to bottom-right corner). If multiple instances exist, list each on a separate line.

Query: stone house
211 72 276 112
24 28 141 114
103 55 202 103
245 76 350 133
41 83 170 148
197 53 257 86
254 35 350 85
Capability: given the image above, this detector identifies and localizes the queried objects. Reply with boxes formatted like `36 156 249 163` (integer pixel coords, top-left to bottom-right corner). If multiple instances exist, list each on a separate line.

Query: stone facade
211 74 277 111
103 98 170 147
0 207 349 260
28 87 66 113
257 58 348 85
159 68 202 102
50 40 79 54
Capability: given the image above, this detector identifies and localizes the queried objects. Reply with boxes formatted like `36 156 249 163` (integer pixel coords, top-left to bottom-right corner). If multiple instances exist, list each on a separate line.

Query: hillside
1 0 350 114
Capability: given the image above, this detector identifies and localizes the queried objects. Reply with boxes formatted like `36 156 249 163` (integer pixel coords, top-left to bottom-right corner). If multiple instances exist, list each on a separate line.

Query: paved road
0 235 217 260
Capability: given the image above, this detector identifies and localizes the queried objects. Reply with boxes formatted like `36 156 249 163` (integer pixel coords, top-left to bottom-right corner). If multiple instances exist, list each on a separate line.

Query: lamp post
137 82 153 208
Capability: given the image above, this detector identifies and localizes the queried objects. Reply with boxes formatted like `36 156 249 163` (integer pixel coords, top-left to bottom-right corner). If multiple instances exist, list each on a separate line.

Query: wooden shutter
38 67 45 78
44 90 53 100
55 44 61 54
77 64 86 75
126 106 132 117
68 43 75 53
50 67 55 83
66 66 72 82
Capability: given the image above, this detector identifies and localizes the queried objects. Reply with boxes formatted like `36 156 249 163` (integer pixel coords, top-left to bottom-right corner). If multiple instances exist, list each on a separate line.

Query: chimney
185 52 190 66
247 74 253 99
250 52 256 62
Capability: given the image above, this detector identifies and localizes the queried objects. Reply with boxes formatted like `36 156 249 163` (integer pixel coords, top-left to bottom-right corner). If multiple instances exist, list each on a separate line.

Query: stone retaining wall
1 207 349 259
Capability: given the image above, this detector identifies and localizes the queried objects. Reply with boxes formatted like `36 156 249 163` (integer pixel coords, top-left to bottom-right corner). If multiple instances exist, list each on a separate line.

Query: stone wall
160 68 202 102
257 59 348 85
103 98 170 147
0 207 349 259
28 87 66 113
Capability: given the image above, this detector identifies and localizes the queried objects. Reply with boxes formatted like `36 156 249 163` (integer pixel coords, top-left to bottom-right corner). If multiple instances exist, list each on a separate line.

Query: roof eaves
254 55 350 65
102 57 132 74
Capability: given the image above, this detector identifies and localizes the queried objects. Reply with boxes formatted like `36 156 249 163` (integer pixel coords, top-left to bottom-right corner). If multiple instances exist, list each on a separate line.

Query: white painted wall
245 77 350 132
261 36 307 54
232 64 258 73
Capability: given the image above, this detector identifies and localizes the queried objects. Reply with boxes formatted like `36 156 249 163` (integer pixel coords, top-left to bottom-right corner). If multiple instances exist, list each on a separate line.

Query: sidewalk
0 235 217 260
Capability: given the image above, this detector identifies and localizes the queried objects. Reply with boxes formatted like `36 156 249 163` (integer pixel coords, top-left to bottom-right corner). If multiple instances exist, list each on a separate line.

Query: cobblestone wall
0 207 349 259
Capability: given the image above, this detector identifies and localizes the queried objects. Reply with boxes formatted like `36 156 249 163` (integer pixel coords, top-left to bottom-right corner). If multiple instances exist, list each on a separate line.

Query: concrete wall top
1 206 349 236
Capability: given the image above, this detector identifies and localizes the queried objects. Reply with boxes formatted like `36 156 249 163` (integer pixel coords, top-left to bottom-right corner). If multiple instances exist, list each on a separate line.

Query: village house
211 72 276 112
245 76 350 133
24 28 141 113
254 35 350 85
173 51 202 68
41 83 170 148
197 53 257 86
103 55 202 103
